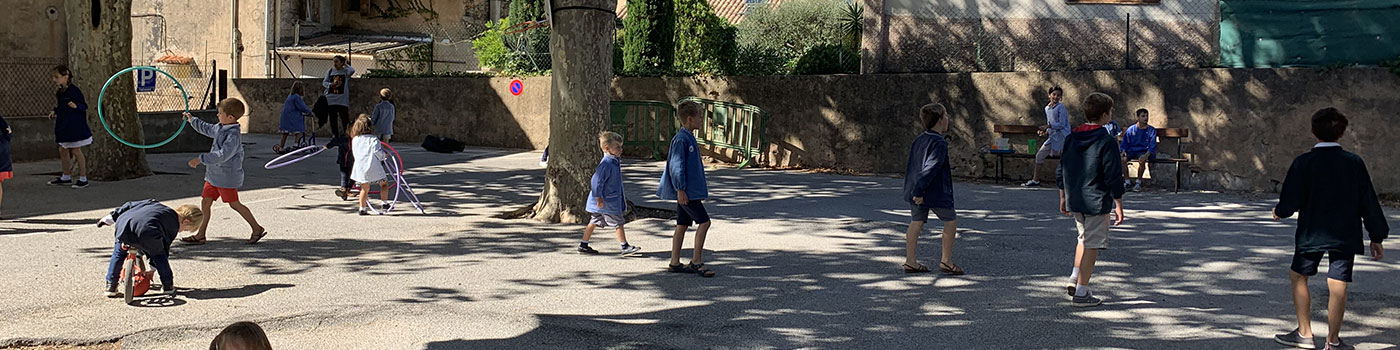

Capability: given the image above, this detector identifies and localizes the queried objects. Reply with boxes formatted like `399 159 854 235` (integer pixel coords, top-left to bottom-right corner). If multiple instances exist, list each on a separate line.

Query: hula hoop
98 66 189 149
353 141 402 195
382 152 425 214
264 145 327 169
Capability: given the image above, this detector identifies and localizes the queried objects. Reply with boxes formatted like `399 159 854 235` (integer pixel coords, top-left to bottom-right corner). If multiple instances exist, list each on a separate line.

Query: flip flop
903 263 931 273
246 229 268 244
939 262 965 275
179 236 207 245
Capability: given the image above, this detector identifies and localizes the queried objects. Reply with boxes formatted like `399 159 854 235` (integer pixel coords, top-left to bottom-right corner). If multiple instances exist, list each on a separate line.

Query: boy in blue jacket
1271 108 1388 350
181 98 267 245
579 131 639 256
659 101 716 278
1056 92 1126 307
98 200 202 297
902 103 963 275
1120 108 1157 191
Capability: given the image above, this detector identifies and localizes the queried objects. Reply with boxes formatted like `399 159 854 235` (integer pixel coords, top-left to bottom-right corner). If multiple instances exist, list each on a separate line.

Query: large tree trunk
528 0 617 223
65 0 151 180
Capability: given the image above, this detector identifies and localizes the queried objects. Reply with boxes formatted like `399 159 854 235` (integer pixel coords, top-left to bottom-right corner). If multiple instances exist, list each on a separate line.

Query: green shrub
737 0 848 60
504 0 552 73
472 19 513 71
363 69 495 78
792 44 859 74
733 43 791 76
674 0 737 75
623 0 677 73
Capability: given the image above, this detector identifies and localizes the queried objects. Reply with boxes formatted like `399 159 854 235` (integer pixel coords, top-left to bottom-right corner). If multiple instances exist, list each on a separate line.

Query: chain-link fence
130 62 217 112
0 57 64 117
877 1 1220 73
363 21 493 75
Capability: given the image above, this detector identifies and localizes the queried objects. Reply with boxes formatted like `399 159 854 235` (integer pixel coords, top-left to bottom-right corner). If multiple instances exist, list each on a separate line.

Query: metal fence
131 63 217 112
877 1 1221 73
0 57 65 117
366 21 493 75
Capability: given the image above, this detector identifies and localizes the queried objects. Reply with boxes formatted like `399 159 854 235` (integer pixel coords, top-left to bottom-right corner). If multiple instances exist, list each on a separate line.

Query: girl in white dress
349 115 389 215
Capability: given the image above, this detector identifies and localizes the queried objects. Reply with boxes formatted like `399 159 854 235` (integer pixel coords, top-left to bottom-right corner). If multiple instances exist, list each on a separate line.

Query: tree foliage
623 0 676 74
673 0 737 75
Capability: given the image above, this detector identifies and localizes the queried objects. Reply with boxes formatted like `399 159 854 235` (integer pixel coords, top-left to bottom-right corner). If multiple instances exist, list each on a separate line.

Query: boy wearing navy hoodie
1271 108 1388 350
1056 92 1126 307
901 103 963 275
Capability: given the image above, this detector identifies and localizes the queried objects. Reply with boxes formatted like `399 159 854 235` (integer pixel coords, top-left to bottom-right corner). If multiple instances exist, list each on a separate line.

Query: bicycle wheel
122 257 135 305
264 145 327 169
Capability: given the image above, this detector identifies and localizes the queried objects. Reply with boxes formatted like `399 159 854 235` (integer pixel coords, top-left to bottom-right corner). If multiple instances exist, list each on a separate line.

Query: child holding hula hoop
274 82 313 153
349 115 390 215
48 65 93 189
181 98 268 244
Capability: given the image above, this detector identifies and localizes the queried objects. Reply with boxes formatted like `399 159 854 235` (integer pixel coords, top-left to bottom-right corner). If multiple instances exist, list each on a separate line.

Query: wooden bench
991 124 1191 192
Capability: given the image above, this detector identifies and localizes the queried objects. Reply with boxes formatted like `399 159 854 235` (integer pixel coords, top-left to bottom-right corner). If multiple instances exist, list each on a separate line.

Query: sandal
903 263 931 273
667 263 693 273
179 236 207 245
939 261 965 275
689 263 716 278
246 228 268 244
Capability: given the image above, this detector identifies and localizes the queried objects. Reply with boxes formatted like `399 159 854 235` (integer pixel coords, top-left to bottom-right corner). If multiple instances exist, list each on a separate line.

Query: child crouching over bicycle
99 199 202 297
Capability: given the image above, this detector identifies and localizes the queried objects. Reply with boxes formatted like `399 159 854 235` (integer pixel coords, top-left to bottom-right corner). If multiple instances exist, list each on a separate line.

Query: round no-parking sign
510 80 524 96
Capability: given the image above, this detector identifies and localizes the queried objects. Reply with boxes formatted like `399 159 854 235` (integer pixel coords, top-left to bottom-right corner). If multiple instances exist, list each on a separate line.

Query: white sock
79 176 88 182
1074 284 1091 297
60 175 72 181
1070 267 1080 283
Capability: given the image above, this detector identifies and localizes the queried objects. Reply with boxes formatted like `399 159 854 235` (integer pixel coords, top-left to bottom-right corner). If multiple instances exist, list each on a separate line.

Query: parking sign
136 68 156 92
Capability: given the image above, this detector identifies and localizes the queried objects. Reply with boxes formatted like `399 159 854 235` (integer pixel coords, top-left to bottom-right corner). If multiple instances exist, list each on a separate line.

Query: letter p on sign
136 68 156 92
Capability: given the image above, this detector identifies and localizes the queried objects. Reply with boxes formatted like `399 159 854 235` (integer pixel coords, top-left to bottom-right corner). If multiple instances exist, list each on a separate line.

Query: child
0 114 11 219
98 199 202 297
210 321 274 350
901 103 963 275
1120 108 1157 192
180 98 267 244
274 82 313 153
349 115 390 215
658 101 716 278
1055 92 1126 307
325 132 354 201
48 65 92 189
1024 86 1070 187
579 131 640 256
370 88 395 142
1271 108 1388 350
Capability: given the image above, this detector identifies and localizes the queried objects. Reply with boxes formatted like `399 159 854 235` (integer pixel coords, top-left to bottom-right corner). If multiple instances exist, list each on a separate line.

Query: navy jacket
326 134 354 171
1275 145 1389 254
1057 125 1126 215
110 200 180 256
0 114 11 173
586 154 625 216
657 129 708 200
53 85 93 143
904 131 954 209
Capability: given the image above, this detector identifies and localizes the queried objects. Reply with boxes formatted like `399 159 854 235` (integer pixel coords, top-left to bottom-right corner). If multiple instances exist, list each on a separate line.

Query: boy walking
180 98 267 244
1272 108 1387 350
659 101 716 278
1120 108 1157 191
579 131 640 256
1056 92 1126 307
901 103 963 275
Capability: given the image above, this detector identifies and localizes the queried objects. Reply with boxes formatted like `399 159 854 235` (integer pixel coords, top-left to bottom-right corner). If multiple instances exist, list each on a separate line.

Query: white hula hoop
381 153 425 214
264 145 327 169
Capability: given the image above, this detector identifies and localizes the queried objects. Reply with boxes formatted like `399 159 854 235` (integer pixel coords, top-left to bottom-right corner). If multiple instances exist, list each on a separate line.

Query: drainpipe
265 0 274 77
231 0 242 78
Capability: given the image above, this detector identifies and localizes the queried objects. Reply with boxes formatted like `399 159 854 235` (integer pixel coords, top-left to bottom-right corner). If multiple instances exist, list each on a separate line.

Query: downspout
266 0 274 77
231 0 242 78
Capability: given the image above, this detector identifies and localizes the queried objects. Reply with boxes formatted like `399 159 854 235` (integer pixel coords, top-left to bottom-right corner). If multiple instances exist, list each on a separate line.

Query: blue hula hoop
98 66 189 149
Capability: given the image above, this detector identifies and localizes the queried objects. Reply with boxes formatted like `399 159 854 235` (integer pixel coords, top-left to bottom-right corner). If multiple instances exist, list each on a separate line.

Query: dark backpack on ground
422 135 466 153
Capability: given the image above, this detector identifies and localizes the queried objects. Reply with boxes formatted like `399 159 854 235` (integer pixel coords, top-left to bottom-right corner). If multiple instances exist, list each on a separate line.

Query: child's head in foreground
175 204 204 232
217 98 246 125
380 88 392 101
1311 107 1347 142
350 114 374 136
919 103 949 132
677 101 704 130
599 131 623 156
1083 92 1114 124
209 321 272 350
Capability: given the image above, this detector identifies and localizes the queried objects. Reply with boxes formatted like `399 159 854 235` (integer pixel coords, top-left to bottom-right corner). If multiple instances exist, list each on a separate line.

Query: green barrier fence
679 97 768 169
609 100 677 161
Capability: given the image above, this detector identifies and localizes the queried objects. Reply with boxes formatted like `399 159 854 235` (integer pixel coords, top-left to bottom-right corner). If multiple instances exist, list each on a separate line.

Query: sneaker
1071 293 1102 307
104 283 121 298
359 208 368 216
620 245 641 256
1066 284 1076 296
48 178 73 186
1324 339 1352 350
1022 180 1041 187
162 285 177 296
335 188 348 200
1132 183 1143 192
72 180 90 189
1274 329 1316 349
1124 180 1132 188
577 245 600 255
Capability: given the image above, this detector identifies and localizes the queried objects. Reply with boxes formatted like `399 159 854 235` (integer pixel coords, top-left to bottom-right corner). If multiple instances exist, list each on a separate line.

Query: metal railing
609 100 677 161
679 97 768 169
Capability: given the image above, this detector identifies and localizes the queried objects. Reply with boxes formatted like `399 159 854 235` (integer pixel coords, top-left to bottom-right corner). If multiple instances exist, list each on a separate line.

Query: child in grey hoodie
180 98 267 245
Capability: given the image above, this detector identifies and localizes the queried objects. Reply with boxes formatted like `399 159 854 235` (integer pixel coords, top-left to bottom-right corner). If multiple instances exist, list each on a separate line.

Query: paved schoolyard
1 134 1397 349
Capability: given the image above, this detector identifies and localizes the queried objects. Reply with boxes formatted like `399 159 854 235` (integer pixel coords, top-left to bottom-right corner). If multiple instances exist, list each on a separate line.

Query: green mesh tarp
1220 0 1400 67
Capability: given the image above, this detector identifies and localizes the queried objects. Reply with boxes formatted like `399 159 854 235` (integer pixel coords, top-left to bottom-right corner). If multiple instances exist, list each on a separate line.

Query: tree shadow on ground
181 283 295 300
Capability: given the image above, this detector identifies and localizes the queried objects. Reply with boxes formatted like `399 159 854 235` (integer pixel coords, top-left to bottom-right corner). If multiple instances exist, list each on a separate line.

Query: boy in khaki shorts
1055 92 1126 307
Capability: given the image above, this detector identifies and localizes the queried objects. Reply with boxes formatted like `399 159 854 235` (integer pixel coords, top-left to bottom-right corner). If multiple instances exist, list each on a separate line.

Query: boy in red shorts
180 98 267 244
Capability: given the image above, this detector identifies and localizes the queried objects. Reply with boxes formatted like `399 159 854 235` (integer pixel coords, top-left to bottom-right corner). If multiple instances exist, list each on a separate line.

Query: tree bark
65 0 152 180
528 0 617 223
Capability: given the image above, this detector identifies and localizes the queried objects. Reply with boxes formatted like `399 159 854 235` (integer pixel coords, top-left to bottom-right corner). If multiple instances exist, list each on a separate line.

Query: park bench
609 98 768 168
991 124 1191 192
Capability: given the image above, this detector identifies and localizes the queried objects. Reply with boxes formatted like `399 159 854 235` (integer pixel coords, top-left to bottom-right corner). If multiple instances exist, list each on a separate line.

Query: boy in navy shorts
901 103 963 275
659 101 716 278
1272 108 1387 350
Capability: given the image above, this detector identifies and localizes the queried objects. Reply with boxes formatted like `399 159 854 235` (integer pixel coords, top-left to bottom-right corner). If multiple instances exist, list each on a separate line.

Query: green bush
363 69 495 78
674 0 737 75
733 43 791 76
792 44 859 75
737 0 848 61
504 0 552 73
472 19 513 71
623 0 677 73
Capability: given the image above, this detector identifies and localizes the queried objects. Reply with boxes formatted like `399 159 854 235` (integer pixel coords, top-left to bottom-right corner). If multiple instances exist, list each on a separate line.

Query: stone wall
228 68 1400 197
6 111 222 163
